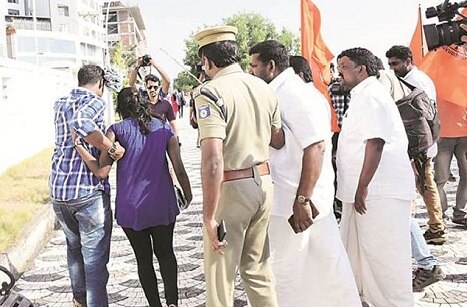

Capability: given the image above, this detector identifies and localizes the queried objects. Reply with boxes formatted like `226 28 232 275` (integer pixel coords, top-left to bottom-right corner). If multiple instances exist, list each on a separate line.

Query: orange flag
300 0 339 132
418 8 467 109
409 5 424 65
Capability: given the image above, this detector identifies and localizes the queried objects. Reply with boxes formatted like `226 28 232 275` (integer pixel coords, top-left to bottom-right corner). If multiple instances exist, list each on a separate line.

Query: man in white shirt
337 47 415 307
386 45 447 245
249 40 360 307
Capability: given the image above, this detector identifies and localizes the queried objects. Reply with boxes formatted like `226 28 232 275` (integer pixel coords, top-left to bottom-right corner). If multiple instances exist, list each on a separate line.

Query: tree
173 12 300 90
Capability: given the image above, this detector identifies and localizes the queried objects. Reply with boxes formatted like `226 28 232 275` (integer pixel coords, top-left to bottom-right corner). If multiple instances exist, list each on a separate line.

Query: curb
0 204 56 279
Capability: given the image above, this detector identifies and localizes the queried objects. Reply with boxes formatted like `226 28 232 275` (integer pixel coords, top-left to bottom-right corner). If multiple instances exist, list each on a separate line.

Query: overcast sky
134 0 442 79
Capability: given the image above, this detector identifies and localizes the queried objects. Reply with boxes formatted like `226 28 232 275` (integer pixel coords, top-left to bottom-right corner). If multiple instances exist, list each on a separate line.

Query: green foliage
173 70 198 92
174 12 300 90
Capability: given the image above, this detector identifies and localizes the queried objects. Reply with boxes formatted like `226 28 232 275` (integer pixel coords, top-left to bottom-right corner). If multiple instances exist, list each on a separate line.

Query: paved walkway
13 113 467 306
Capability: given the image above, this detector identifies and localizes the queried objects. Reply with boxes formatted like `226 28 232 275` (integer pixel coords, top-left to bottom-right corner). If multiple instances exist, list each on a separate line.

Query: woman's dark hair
116 87 152 135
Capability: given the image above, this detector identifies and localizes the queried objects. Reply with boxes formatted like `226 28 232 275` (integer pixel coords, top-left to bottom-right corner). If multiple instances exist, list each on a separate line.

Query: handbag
174 185 188 210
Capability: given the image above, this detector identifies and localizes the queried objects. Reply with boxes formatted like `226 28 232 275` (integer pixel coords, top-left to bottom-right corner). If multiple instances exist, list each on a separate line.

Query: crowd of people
49 23 467 307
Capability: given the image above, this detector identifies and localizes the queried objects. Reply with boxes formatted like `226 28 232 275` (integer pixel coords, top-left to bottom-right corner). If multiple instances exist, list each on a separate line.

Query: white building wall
0 57 74 174
49 0 79 34
0 1 6 57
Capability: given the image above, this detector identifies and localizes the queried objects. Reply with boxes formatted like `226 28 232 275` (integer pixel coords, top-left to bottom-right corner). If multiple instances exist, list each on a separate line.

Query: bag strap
396 76 417 91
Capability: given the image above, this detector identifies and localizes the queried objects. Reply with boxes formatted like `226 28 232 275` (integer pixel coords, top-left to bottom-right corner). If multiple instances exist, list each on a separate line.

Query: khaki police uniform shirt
194 63 281 171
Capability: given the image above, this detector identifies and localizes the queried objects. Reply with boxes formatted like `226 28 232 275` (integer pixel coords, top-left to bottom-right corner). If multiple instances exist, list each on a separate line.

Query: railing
10 17 52 31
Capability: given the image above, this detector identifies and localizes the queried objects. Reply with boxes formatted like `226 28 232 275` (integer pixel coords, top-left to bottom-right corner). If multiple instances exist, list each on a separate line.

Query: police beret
194 25 238 49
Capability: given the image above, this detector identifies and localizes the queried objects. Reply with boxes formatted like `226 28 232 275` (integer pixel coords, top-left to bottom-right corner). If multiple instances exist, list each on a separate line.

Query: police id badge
197 104 212 119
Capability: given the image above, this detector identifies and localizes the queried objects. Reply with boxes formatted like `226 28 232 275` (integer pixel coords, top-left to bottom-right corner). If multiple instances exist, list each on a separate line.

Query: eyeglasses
147 85 159 90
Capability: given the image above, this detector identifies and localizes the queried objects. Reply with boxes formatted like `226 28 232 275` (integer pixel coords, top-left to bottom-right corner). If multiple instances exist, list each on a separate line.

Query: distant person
73 87 192 307
289 55 313 83
171 92 179 118
50 64 125 307
193 25 283 307
386 45 447 245
337 48 415 307
424 27 467 229
328 63 351 219
249 40 361 307
176 89 185 118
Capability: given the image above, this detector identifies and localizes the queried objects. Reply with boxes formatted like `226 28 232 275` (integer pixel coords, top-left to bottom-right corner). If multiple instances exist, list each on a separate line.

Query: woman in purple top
73 87 192 307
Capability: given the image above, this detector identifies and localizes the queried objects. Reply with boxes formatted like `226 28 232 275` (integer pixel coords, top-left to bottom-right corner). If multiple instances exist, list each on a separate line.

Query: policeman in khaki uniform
193 25 283 307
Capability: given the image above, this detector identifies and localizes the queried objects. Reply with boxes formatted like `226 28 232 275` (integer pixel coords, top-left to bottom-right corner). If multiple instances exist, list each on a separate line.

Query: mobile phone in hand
288 215 299 234
217 220 227 241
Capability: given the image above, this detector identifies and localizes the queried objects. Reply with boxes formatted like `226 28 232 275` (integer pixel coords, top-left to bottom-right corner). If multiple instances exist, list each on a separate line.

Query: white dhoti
339 199 413 307
269 213 361 307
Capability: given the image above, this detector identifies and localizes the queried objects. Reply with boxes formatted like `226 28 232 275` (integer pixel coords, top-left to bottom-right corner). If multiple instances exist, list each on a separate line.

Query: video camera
423 0 467 50
142 54 152 66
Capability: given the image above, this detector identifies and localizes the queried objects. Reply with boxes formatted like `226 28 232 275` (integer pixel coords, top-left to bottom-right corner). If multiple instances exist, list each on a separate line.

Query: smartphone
217 219 227 241
288 202 320 233
288 215 299 234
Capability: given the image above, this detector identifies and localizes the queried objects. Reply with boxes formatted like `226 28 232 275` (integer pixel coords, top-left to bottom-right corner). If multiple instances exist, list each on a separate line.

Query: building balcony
7 16 52 31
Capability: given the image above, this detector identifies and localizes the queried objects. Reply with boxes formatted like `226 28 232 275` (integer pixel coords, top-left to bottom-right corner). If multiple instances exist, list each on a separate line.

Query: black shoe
413 265 445 292
423 228 447 245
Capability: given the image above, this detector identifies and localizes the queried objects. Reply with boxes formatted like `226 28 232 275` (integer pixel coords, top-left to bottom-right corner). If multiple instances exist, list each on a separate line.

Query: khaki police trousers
204 173 278 307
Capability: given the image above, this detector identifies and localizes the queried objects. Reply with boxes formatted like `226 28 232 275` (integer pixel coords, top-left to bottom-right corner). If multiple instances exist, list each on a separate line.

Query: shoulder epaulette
196 86 227 122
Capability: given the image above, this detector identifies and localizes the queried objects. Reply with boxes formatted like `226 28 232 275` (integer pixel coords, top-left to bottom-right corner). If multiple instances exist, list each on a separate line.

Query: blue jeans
52 191 112 307
411 218 436 270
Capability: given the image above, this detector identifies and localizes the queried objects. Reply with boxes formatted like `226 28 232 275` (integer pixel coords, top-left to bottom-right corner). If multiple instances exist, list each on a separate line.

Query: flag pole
159 48 202 84
418 4 426 57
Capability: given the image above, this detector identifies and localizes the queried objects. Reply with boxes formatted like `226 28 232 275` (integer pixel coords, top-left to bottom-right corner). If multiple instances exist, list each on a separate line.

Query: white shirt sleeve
282 88 330 149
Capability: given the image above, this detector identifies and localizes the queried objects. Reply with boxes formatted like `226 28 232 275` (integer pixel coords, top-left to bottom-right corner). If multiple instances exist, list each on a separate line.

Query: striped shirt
49 87 110 201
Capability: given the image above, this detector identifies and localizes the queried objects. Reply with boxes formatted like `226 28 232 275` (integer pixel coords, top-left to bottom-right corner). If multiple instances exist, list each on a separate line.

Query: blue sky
135 0 441 78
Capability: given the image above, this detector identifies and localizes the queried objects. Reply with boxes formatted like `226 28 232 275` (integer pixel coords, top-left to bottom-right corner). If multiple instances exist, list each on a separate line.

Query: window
107 24 118 34
8 0 19 3
57 5 69 16
7 9 20 15
107 12 117 23
57 23 68 33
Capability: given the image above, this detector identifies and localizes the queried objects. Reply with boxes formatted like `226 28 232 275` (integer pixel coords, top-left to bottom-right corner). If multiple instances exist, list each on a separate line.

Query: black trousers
123 223 178 307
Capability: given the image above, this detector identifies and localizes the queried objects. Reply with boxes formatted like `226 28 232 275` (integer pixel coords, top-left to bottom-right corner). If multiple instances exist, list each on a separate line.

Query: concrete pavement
11 111 467 306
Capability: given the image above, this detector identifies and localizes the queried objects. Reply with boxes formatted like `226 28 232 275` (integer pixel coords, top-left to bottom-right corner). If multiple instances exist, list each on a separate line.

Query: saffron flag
409 5 424 65
300 0 339 132
418 8 467 108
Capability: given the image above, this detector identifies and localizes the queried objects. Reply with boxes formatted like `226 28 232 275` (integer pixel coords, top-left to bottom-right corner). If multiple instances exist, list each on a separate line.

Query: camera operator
129 55 171 98
129 56 178 137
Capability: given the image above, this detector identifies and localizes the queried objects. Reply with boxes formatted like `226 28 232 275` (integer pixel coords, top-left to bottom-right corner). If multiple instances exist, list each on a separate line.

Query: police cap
194 25 238 50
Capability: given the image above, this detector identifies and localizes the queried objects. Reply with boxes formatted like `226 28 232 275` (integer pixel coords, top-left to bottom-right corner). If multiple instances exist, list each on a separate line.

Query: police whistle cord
159 48 202 85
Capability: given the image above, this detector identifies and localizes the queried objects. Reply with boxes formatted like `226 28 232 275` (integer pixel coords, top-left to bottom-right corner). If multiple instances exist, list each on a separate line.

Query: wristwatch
296 195 312 205
107 143 117 155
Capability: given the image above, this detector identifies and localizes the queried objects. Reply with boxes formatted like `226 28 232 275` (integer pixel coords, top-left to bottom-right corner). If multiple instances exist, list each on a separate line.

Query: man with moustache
336 48 415 307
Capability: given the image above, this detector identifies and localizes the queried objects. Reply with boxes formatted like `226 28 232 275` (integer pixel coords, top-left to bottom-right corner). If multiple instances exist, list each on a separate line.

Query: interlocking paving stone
13 115 466 306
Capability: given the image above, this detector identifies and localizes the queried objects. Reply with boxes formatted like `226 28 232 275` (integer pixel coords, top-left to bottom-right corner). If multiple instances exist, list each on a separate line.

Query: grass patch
0 148 52 252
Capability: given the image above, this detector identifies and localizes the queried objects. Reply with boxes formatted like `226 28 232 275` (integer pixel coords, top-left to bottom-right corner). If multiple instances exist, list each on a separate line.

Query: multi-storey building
0 2 6 57
102 1 147 57
4 0 105 69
